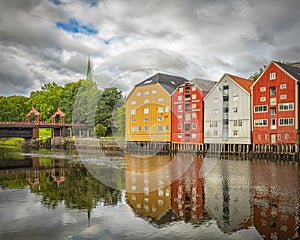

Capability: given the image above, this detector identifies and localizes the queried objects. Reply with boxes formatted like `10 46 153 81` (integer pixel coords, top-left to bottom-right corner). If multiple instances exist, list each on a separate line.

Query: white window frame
278 102 294 111
144 108 149 114
233 96 238 101
144 90 149 95
254 105 268 113
280 83 286 89
260 96 266 102
131 109 136 115
280 94 287 100
137 92 141 96
152 89 157 94
254 119 268 126
192 123 197 129
158 107 164 113
260 86 266 92
279 118 294 126
270 72 276 80
178 95 182 101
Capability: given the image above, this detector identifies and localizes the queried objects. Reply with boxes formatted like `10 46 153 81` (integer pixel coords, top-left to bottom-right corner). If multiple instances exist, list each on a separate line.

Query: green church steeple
86 55 92 81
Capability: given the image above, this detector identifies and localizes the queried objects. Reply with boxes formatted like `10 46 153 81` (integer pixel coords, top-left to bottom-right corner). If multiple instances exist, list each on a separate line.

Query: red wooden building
171 79 216 144
251 61 300 145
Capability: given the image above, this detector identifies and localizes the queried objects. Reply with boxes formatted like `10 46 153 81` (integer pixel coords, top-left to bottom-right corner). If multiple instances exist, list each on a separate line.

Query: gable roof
227 74 254 93
190 78 216 92
274 61 300 81
135 73 188 94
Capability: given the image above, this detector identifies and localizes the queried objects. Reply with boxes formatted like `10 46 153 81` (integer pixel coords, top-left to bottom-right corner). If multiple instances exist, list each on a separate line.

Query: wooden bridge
0 107 94 139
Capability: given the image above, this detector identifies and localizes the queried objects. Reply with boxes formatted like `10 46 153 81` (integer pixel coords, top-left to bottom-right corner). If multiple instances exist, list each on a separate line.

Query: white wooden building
204 73 253 145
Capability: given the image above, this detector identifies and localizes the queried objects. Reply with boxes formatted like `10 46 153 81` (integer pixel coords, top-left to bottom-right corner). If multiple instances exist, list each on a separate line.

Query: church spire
86 54 92 81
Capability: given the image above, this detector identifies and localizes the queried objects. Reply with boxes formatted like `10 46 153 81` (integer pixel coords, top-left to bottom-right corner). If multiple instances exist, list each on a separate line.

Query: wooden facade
125 73 187 143
171 79 215 144
204 73 253 145
251 61 300 145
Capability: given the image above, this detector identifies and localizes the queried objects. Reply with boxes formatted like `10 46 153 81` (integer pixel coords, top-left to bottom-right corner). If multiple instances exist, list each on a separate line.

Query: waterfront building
125 73 187 146
204 73 253 146
171 79 216 144
251 61 300 145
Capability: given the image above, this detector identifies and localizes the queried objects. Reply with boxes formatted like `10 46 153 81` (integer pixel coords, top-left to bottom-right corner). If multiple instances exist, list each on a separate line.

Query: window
165 107 169 112
184 124 190 131
185 104 190 111
238 120 242 126
270 107 276 116
233 107 238 113
179 87 183 93
270 86 276 96
278 102 294 111
285 134 289 139
233 96 238 101
144 108 149 114
265 134 269 140
278 134 281 139
165 125 169 131
192 133 196 139
158 97 164 102
192 86 196 91
213 130 218 136
131 100 136 105
178 113 182 119
185 113 191 121
158 126 163 131
260 87 266 92
192 123 197 129
270 72 276 80
137 126 141 132
144 117 149 122
254 119 268 126
214 98 219 103
178 95 182 101
214 109 219 115
144 126 149 131
131 118 136 123
178 105 182 111
280 94 287 100
280 84 286 89
192 94 196 100
260 96 266 102
152 89 157 94
279 118 294 126
131 109 136 115
137 92 141 96
258 134 262 140
233 120 242 126
144 99 149 104
158 107 164 113
178 133 182 138
210 121 218 127
192 103 197 109
131 126 137 132
254 105 268 113
158 116 163 121
178 123 182 129
233 130 238 136
144 90 149 95
233 120 238 126
270 97 276 105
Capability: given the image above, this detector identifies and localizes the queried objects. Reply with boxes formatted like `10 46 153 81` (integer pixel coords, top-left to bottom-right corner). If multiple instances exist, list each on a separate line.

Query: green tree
95 123 107 138
29 82 63 122
0 96 29 121
115 104 125 137
72 79 101 124
60 80 85 123
95 87 123 134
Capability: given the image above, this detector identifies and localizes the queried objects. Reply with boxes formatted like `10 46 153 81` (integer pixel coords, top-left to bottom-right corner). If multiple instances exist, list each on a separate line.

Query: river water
0 146 299 240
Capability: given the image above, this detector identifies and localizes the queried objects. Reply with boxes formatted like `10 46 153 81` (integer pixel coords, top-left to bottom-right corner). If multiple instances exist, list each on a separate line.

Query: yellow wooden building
125 73 187 143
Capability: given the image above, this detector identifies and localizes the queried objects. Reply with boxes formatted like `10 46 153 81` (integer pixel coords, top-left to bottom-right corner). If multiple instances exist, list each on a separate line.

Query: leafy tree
95 87 123 134
95 123 107 138
114 104 125 137
0 96 29 121
29 82 63 122
59 80 85 123
72 79 101 124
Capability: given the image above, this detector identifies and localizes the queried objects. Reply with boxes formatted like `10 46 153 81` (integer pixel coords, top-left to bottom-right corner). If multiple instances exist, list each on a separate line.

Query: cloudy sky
1 0 300 96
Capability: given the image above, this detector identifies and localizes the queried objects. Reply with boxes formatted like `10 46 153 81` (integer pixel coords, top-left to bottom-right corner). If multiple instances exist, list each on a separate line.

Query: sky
1 0 300 96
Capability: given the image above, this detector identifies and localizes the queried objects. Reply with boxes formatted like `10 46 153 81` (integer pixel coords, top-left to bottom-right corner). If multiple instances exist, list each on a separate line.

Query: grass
0 138 24 146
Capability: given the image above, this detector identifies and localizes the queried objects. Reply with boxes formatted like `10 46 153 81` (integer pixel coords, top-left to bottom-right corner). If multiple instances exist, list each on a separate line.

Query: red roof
26 106 40 117
51 108 66 117
227 74 254 93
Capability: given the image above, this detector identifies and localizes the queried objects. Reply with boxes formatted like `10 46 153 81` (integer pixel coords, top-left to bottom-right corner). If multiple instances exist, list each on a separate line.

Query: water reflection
0 147 299 239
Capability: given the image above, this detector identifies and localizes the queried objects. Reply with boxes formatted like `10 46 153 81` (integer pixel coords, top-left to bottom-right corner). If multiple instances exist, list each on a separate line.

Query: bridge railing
0 121 94 127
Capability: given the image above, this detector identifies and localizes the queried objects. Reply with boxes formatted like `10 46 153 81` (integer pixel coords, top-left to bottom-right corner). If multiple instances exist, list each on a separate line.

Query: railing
0 121 93 127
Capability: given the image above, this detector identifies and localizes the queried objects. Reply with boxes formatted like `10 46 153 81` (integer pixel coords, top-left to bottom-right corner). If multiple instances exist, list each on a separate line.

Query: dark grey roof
135 73 188 94
190 78 217 92
275 61 300 81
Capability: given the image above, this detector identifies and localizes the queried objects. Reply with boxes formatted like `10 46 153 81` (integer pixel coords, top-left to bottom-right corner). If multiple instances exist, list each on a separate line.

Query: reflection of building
125 154 173 223
252 160 299 239
204 159 252 233
171 154 206 222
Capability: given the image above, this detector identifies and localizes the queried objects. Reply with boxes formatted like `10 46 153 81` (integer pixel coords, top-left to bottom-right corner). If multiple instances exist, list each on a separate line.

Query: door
270 118 276 129
271 134 276 144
